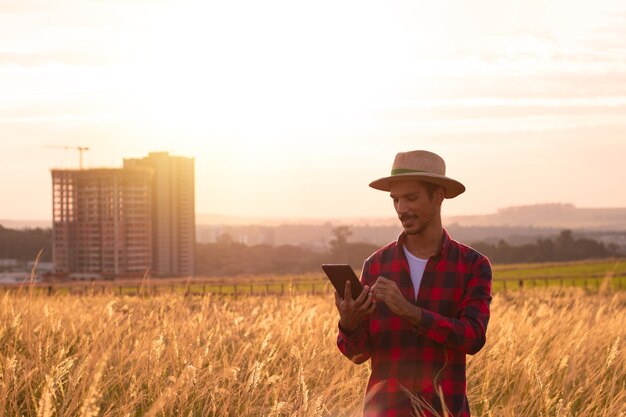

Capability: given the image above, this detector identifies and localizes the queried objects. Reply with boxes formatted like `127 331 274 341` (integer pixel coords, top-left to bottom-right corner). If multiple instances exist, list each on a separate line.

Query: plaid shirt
337 229 492 417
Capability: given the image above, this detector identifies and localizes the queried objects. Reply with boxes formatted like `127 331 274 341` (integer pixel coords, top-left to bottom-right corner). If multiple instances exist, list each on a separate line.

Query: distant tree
329 226 353 263
470 229 618 264
345 242 378 271
194 226 377 276
536 238 556 261
195 240 325 276
217 233 234 244
557 230 574 246
0 226 52 263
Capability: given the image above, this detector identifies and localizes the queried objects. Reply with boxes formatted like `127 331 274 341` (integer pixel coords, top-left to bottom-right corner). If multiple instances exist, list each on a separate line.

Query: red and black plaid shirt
337 229 492 417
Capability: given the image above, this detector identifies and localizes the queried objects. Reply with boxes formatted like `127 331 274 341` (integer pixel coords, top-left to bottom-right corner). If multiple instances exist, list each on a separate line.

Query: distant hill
198 203 626 230
195 213 396 226
9 203 625 231
446 203 626 231
195 204 626 252
5 203 626 250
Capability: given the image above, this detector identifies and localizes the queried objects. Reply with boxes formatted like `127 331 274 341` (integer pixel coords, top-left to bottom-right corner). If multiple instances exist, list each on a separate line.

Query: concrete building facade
124 152 195 277
51 152 195 278
51 168 153 277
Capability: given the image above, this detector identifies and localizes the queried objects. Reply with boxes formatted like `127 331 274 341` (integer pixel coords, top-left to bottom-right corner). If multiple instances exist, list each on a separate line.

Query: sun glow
3 0 626 220
108 0 438 147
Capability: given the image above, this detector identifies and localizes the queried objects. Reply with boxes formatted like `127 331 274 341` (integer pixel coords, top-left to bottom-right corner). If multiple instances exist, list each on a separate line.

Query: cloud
0 4 49 14
0 52 110 68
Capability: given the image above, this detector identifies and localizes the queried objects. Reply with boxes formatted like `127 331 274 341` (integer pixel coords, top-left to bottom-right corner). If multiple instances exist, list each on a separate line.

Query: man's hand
334 281 376 333
371 276 414 318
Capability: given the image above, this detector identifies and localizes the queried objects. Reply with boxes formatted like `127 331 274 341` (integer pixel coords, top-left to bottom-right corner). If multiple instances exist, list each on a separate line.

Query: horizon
2 201 625 228
2 0 626 220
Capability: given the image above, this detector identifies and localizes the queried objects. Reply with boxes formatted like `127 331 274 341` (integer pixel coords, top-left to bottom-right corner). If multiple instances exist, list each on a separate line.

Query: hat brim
369 173 465 198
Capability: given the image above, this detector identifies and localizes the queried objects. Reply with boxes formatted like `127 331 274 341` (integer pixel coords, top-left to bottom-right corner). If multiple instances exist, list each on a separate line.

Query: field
1 261 625 416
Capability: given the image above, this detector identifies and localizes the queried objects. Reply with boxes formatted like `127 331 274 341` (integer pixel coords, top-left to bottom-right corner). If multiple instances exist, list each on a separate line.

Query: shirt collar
398 228 451 260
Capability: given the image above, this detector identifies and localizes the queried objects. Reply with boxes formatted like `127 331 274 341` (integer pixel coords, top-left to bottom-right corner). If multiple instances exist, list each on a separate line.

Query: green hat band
391 168 427 175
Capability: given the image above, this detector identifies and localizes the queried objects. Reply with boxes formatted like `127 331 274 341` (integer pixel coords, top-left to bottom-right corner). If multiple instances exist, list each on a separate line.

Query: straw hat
369 150 465 198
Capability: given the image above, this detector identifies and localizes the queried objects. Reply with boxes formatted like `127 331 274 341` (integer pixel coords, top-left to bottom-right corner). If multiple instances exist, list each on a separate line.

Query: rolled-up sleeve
337 320 371 364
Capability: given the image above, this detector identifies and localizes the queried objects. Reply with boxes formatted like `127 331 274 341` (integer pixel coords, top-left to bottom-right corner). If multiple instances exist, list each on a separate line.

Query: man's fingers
375 275 390 284
334 291 341 306
361 292 376 311
371 277 389 294
355 285 369 305
373 287 390 302
344 280 352 301
375 276 393 288
365 299 377 315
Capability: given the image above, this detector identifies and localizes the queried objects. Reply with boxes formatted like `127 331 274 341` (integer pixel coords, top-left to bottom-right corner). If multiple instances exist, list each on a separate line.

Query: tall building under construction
51 168 154 277
124 152 195 277
51 152 195 278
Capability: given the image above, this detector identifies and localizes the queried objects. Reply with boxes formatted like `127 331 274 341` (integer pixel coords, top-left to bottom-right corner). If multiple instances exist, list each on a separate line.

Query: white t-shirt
403 245 429 300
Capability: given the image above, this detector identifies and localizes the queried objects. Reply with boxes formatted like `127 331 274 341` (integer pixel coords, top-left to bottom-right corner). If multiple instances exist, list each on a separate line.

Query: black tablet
321 264 364 299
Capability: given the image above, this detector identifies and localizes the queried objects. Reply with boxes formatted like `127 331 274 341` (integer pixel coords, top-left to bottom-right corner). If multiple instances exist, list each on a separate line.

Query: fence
1 272 625 297
493 272 626 291
0 281 333 297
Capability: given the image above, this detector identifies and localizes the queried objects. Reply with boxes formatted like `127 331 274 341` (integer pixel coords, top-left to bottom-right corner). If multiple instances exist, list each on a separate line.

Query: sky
1 0 625 222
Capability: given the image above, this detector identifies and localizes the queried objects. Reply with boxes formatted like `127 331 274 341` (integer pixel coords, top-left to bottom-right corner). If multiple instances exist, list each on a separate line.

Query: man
335 150 492 417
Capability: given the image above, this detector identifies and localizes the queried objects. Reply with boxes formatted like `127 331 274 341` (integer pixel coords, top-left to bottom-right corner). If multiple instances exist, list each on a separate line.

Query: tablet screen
321 264 363 299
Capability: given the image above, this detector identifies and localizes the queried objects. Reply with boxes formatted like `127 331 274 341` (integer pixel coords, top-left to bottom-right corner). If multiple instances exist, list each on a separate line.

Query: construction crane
44 145 90 169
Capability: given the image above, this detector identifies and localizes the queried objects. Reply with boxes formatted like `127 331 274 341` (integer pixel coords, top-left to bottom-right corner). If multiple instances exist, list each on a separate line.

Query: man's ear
434 187 445 205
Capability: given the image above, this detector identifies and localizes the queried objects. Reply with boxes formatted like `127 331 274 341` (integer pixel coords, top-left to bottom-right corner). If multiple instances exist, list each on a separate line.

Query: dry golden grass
0 287 624 416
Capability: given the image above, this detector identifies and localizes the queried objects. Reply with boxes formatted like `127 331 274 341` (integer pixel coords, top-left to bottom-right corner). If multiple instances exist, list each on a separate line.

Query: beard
399 212 433 235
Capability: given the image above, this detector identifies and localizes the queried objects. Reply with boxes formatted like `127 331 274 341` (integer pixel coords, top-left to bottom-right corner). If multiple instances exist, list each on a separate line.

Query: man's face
389 180 444 235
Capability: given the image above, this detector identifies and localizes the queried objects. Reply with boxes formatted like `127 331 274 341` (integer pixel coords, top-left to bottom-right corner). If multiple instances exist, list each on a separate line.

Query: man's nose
396 199 408 214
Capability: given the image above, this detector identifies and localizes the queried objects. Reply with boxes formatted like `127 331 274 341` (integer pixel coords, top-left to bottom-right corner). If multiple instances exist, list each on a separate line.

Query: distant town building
27 261 54 273
0 272 35 285
0 259 18 267
51 152 195 278
51 168 153 278
124 152 195 277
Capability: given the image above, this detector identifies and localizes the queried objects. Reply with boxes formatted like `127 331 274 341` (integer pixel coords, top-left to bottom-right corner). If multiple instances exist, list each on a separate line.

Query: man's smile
399 214 417 226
